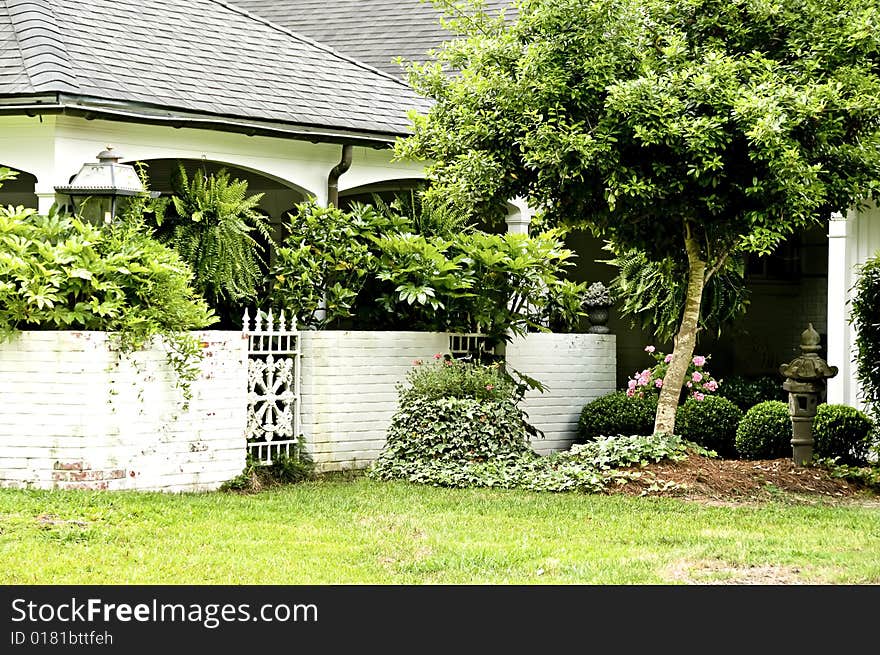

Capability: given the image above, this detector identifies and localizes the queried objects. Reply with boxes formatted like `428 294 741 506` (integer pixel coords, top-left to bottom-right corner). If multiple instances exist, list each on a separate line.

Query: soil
606 453 880 505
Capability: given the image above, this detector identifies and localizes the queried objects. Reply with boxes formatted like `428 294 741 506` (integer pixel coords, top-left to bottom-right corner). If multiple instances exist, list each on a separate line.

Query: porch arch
0 165 37 209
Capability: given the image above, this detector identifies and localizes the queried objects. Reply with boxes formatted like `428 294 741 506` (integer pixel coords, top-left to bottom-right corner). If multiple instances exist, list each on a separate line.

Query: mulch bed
606 453 875 503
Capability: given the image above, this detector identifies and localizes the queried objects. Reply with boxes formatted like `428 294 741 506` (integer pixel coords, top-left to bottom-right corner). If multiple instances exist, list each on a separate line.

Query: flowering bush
626 345 720 401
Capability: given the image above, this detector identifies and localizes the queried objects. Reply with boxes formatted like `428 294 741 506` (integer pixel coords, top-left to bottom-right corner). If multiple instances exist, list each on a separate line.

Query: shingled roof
0 0 432 144
234 0 517 77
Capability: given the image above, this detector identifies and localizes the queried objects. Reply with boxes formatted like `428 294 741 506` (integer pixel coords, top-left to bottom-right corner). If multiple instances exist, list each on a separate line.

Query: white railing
243 308 301 465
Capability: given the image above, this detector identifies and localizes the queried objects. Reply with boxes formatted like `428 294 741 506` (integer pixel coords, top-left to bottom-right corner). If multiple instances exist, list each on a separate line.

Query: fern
152 164 272 310
606 245 749 343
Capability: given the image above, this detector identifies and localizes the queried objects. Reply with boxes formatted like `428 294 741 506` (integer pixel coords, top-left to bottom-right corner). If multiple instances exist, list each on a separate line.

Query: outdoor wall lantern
54 146 153 223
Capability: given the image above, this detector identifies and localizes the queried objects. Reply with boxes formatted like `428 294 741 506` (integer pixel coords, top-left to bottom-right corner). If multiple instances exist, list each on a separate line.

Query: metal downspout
327 144 353 207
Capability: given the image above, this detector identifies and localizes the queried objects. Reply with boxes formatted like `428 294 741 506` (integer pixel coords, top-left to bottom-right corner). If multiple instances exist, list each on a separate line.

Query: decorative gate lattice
243 308 300 464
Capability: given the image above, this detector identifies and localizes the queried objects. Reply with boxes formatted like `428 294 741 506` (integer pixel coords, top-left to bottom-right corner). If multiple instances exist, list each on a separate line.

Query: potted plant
583 281 613 333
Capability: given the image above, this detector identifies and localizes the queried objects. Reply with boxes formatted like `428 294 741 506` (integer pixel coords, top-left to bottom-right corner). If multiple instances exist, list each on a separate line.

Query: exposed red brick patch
57 482 109 491
54 461 84 471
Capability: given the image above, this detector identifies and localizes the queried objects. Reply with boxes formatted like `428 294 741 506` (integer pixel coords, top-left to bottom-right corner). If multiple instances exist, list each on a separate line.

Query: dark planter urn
586 306 610 334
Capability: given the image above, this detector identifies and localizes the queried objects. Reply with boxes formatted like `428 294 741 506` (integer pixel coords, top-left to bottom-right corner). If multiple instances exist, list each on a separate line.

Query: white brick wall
0 331 247 491
505 333 617 454
299 331 448 471
299 331 617 470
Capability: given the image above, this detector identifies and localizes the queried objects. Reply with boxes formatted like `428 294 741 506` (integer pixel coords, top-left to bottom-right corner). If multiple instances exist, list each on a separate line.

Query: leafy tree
396 0 880 433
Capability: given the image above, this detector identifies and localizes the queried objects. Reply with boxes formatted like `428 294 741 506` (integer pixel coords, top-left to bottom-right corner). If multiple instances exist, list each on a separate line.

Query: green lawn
2 476 878 584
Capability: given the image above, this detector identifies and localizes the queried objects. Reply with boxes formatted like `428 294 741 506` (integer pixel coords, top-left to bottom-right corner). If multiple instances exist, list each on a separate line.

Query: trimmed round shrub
675 396 744 458
813 404 876 465
717 375 786 410
577 391 658 441
735 401 792 459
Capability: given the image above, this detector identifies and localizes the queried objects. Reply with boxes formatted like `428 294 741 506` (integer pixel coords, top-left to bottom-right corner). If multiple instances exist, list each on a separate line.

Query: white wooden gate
242 308 300 464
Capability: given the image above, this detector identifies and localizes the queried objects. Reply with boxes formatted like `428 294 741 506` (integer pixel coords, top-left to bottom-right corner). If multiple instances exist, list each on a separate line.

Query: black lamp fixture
54 146 152 223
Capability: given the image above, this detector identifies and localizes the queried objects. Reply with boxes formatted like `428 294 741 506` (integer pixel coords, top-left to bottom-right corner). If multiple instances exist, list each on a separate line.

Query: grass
1 475 879 584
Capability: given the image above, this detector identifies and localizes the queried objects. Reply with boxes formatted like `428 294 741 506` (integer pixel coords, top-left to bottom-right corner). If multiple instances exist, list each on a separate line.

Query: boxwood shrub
813 404 876 465
675 396 743 458
717 375 786 410
577 391 658 441
735 400 792 459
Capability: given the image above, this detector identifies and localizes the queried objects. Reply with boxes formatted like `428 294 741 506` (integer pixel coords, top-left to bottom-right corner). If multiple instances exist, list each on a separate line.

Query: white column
505 198 533 234
35 190 59 215
826 211 851 405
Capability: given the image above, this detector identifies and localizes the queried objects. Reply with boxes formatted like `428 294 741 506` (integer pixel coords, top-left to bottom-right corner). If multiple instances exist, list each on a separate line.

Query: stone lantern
778 324 838 466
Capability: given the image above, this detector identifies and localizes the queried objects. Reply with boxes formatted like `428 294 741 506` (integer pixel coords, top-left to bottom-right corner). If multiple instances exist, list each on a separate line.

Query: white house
1 0 877 409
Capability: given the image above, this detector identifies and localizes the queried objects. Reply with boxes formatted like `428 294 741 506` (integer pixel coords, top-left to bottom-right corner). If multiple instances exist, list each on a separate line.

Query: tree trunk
654 224 707 435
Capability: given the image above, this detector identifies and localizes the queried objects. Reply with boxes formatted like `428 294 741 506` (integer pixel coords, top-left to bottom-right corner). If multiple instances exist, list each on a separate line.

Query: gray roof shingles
233 0 517 77
0 0 432 140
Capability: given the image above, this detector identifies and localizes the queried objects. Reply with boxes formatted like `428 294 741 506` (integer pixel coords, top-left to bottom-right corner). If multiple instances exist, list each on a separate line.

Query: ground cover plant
1 476 878 584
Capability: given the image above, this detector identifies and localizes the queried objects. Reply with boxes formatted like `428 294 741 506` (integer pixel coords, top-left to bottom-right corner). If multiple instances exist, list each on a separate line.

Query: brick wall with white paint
299 331 617 470
0 331 247 491
299 331 449 471
505 333 617 454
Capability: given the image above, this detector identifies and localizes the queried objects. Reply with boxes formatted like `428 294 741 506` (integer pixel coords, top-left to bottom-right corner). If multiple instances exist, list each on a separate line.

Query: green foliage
151 164 272 318
816 459 880 492
607 247 749 342
735 401 793 460
402 355 519 402
270 202 376 328
852 253 880 421
403 0 880 257
813 404 876 465
270 199 585 338
221 445 315 493
0 205 215 343
717 375 787 411
675 396 744 458
577 391 658 442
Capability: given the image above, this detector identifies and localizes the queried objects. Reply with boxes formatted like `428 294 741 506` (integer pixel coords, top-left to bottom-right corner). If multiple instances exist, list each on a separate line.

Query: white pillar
35 191 58 215
505 198 533 234
826 211 851 405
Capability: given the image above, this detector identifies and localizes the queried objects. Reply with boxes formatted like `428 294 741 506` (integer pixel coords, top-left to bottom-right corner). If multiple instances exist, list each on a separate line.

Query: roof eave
0 94 414 148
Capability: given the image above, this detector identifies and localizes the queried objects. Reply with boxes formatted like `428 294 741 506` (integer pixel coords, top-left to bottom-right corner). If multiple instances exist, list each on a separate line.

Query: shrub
813 404 876 465
852 254 880 421
270 199 586 338
717 375 786 410
0 206 215 344
735 401 792 459
675 396 744 458
402 355 518 403
577 391 658 441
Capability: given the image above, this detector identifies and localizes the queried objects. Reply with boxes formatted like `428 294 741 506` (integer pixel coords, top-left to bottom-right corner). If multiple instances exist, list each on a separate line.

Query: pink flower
692 371 703 383
704 380 718 392
644 345 656 353
434 353 443 360
664 354 673 363
693 392 705 401
628 379 638 390
692 355 706 367
485 384 494 391
654 379 663 388
626 388 635 397
686 381 692 388
412 359 423 366
444 360 453 366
